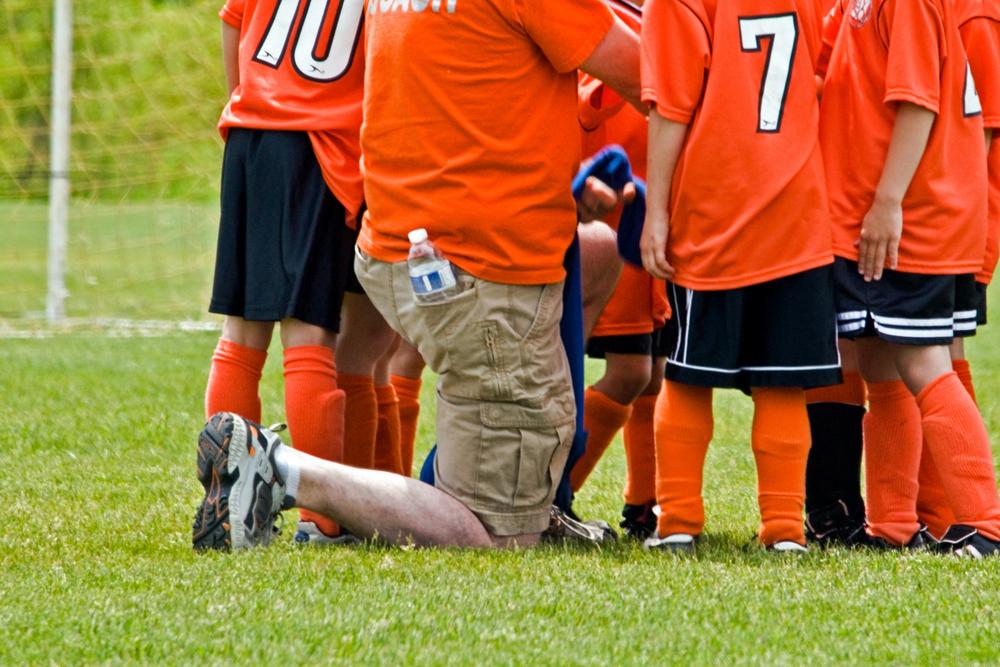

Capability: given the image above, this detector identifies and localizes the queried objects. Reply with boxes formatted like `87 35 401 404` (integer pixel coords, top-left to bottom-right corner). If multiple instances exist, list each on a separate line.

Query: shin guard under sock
654 381 713 537
570 387 632 492
205 338 267 423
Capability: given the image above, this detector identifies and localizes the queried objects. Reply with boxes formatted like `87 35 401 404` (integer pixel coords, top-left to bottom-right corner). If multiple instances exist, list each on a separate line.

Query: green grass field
3 322 1000 664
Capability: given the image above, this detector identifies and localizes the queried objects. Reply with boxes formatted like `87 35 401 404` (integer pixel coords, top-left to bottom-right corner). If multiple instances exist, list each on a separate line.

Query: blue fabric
419 145 642 511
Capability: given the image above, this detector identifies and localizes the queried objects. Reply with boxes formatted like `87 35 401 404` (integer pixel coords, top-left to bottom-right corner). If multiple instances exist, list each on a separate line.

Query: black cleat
936 524 1000 558
620 502 658 540
805 500 867 547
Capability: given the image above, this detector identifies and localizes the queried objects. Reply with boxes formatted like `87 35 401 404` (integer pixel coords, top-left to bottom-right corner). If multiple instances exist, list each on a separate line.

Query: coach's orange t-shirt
956 0 1000 284
581 0 670 337
218 0 365 220
641 0 833 291
358 0 615 285
820 0 988 274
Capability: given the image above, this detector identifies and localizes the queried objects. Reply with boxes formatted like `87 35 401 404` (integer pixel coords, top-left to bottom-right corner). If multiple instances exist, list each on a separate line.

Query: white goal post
47 0 73 323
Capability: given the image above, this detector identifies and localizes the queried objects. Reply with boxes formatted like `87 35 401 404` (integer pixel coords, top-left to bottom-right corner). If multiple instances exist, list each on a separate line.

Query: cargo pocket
476 399 575 510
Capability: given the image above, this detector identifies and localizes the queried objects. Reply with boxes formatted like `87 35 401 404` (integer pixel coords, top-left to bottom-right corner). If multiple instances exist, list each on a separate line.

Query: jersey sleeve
961 16 1000 129
640 0 710 124
879 0 947 113
219 0 244 28
514 0 615 73
578 76 626 132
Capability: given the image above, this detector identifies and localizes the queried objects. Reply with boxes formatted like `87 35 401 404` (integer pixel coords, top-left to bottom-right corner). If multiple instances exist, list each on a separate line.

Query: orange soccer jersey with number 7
641 0 833 291
218 0 365 220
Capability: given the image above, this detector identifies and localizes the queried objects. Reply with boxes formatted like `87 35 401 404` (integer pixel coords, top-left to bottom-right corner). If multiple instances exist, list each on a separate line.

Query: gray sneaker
193 412 286 551
542 506 618 545
294 521 361 546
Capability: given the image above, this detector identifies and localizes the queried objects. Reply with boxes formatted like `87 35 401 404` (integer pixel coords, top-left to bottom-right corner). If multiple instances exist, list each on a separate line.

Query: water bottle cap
408 228 429 244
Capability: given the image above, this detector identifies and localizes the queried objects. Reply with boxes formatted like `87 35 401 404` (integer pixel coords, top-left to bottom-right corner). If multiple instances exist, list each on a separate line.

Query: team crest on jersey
849 0 872 28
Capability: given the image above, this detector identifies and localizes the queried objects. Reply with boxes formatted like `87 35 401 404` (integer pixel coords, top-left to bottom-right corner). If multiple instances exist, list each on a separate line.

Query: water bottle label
411 269 455 294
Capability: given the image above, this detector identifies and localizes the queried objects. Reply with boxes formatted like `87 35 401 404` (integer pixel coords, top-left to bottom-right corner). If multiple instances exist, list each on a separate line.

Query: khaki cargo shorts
355 248 575 536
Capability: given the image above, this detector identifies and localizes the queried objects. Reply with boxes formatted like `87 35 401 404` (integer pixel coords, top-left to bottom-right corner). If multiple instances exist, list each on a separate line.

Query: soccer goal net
1 0 227 327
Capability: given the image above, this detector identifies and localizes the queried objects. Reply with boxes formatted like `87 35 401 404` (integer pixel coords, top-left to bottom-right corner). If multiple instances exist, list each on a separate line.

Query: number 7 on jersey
739 13 799 133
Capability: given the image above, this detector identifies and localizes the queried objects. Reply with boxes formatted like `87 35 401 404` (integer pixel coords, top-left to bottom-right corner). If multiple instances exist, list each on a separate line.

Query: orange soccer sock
654 381 713 538
863 380 922 545
374 384 404 476
916 444 957 540
391 374 422 477
339 374 378 470
570 387 633 492
205 338 267 423
952 358 977 403
283 345 346 537
918 372 1000 541
750 387 810 546
623 393 657 506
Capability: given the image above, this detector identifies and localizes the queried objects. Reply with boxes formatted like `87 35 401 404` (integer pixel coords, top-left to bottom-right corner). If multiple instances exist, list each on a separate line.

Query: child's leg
570 352 650 492
750 386 811 546
654 380 713 538
623 360 665 509
895 343 1000 541
390 339 427 477
804 339 867 533
336 292 400 472
916 340 969 538
372 338 404 476
205 317 273 423
281 319 345 538
857 337 923 545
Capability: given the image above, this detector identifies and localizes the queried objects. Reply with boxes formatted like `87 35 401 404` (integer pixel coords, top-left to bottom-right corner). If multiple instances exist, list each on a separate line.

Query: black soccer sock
805 402 865 519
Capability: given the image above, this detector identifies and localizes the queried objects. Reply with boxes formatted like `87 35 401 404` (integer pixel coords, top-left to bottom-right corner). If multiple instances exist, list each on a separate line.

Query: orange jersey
956 0 1000 284
218 0 365 219
819 0 988 274
358 0 614 285
641 0 833 291
581 0 670 337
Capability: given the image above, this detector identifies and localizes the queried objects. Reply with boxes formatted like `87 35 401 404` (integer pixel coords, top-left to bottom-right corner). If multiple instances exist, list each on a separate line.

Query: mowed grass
3 320 1000 664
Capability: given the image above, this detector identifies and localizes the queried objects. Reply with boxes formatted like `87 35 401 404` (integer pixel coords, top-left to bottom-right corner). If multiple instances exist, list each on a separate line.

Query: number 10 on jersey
254 0 364 82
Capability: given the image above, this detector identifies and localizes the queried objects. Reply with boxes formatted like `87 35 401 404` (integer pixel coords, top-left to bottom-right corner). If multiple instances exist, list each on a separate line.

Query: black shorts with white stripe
663 265 842 391
833 258 979 346
976 281 988 326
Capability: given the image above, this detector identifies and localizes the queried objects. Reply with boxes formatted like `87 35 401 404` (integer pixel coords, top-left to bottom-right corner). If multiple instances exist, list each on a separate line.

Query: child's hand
641 209 674 280
856 197 902 282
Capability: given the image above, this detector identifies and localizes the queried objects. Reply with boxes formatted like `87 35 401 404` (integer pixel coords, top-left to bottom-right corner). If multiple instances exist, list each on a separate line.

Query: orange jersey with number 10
218 0 365 220
641 0 833 291
955 0 1000 284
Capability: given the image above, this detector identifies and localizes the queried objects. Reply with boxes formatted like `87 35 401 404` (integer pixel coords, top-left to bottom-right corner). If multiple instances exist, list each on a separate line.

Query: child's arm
640 109 686 280
222 22 240 95
857 102 935 282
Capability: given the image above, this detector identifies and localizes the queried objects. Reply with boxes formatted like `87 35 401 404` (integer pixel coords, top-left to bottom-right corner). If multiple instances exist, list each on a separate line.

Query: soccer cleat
936 524 1000 558
620 501 658 540
644 532 696 553
294 521 361 546
766 540 808 554
856 527 929 552
805 500 867 547
192 412 286 551
542 506 618 545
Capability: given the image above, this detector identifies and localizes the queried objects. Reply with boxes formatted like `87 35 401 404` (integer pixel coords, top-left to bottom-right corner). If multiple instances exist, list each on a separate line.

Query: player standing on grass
193 0 365 549
915 0 1000 544
641 0 841 552
192 0 644 550
821 0 1000 555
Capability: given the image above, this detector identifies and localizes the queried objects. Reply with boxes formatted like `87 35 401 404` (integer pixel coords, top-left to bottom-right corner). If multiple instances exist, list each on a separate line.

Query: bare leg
336 291 400 376
284 447 541 548
221 316 275 350
579 221 623 339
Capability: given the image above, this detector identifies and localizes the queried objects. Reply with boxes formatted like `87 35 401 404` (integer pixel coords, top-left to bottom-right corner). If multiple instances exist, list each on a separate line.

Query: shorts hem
666 363 842 390
471 507 552 537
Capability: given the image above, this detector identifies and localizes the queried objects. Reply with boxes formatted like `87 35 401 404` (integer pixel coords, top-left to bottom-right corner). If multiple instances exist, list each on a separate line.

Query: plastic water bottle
407 228 458 302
